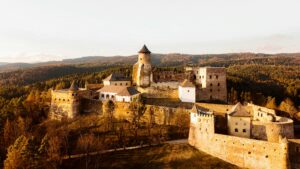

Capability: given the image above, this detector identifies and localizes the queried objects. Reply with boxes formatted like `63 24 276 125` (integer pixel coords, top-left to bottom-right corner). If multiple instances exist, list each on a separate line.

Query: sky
0 0 300 63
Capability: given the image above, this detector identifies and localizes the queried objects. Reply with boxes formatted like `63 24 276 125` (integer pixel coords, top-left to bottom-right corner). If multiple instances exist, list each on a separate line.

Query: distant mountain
0 62 8 66
0 52 299 73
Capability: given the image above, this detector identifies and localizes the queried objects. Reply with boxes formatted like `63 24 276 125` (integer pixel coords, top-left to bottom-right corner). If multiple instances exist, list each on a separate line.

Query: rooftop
138 45 151 54
180 79 195 87
103 73 131 82
98 86 140 96
117 87 140 96
191 104 212 115
228 102 251 117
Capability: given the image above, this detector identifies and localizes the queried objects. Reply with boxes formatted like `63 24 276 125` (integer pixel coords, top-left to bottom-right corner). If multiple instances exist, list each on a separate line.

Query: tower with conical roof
132 45 152 87
68 81 80 118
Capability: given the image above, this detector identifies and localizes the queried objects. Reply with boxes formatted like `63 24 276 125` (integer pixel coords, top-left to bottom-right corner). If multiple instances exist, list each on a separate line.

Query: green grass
62 143 242 169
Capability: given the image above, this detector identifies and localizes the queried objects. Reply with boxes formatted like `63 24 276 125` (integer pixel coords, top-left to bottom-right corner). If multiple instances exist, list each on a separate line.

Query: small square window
243 129 246 133
235 128 238 132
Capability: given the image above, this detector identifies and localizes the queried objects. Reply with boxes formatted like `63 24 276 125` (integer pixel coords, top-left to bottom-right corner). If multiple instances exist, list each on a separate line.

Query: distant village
49 45 300 169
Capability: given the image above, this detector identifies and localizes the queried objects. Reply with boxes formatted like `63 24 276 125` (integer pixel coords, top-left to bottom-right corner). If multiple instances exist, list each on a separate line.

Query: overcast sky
0 0 300 63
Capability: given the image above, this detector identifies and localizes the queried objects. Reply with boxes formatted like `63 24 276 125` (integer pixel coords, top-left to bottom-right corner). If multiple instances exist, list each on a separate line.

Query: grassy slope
62 143 242 169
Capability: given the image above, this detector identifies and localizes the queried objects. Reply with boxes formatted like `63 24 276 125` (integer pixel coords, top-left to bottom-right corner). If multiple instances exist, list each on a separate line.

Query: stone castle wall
189 124 290 169
252 119 294 142
50 90 80 119
113 102 189 126
137 86 179 99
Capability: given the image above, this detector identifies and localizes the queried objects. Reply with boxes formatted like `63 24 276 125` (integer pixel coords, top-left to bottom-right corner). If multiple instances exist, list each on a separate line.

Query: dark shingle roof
103 73 130 81
138 45 151 54
228 102 251 117
191 104 212 115
69 81 79 91
117 87 140 96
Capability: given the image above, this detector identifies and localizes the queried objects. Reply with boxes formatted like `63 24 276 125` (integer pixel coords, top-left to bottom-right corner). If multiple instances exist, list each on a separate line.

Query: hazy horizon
1 0 300 63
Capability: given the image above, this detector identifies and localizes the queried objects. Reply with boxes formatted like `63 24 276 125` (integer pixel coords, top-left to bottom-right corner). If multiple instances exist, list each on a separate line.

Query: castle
50 45 227 119
49 45 300 169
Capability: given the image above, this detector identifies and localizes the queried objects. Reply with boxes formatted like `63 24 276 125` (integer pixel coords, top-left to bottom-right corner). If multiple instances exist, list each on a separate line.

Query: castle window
210 95 212 100
216 75 218 79
235 128 238 132
235 122 238 125
120 83 122 86
296 147 299 152
210 89 212 92
106 94 109 99
209 75 212 79
243 129 246 133
125 83 128 86
210 83 212 86
265 155 268 158
140 58 142 61
218 83 220 86
63 99 65 101
115 83 117 86
202 76 204 78
101 94 104 98
187 90 190 93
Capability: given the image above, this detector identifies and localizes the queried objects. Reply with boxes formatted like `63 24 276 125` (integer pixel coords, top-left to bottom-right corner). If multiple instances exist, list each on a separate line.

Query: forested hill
1 52 299 73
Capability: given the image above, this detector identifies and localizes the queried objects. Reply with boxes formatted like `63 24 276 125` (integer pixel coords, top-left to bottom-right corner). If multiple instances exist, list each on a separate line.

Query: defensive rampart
189 124 290 169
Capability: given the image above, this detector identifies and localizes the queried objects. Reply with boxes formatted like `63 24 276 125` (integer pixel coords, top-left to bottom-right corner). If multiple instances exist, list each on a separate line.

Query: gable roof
69 81 79 91
117 87 140 96
97 86 126 94
103 73 130 82
138 45 151 54
191 104 212 115
180 79 195 87
228 102 251 117
97 86 140 96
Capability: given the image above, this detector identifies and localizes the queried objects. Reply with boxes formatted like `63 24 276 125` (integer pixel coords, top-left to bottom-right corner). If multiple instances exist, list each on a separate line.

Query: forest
0 53 299 168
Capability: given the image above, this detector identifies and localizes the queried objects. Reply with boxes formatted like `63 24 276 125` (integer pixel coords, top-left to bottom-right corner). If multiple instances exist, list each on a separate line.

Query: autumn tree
76 133 103 169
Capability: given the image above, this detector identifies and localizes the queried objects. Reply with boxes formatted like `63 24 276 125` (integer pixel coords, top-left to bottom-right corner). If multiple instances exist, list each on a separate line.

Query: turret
138 44 151 64
132 45 152 87
68 81 80 118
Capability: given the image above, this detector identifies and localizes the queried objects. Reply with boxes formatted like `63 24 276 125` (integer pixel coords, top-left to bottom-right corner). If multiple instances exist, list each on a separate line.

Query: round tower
68 81 80 118
138 45 151 65
132 45 152 87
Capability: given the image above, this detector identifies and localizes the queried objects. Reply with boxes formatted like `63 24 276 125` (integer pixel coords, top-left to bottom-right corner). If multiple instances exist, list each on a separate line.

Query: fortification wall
150 81 180 89
252 119 294 142
113 102 189 125
137 86 178 99
189 125 289 169
50 90 80 119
